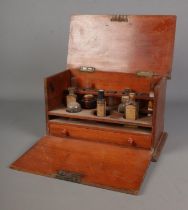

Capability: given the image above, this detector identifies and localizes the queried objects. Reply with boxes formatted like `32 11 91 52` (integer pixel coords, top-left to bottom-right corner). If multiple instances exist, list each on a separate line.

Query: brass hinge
111 15 128 22
136 71 160 78
80 66 95 73
55 170 83 183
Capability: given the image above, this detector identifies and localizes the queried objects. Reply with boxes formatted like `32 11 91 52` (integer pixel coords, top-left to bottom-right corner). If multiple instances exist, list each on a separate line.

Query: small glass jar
118 95 129 113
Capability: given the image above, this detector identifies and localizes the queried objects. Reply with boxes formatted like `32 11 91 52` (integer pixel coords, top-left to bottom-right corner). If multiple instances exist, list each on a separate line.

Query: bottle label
126 105 137 120
67 95 76 106
97 102 106 117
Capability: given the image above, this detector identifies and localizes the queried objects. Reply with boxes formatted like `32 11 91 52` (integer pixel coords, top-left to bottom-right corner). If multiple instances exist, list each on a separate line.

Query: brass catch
111 15 128 22
55 170 83 183
80 66 95 72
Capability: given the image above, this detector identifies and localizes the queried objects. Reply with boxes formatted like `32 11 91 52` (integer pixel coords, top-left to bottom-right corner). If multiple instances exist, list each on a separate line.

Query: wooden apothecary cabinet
11 15 176 194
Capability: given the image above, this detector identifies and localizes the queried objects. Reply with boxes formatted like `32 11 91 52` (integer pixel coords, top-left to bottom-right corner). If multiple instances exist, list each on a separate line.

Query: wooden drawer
48 120 152 149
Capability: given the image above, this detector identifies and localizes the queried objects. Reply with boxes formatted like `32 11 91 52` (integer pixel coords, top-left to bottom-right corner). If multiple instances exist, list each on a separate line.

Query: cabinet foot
152 132 168 162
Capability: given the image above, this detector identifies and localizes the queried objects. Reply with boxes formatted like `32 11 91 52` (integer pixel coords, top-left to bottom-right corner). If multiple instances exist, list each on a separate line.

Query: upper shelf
48 107 152 128
75 88 154 100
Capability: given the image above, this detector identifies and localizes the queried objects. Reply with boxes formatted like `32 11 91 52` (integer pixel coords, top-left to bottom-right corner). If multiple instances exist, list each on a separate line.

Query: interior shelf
48 107 152 128
75 88 154 100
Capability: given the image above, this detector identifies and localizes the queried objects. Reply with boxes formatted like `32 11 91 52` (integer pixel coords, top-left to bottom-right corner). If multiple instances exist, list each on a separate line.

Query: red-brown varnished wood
48 119 152 149
44 70 70 133
70 70 160 93
152 78 167 149
10 15 177 195
44 70 70 111
67 15 176 77
10 136 152 194
152 132 167 162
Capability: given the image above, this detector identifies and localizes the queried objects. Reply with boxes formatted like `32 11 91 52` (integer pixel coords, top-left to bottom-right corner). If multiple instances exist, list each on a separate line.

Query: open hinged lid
11 136 152 194
67 15 176 78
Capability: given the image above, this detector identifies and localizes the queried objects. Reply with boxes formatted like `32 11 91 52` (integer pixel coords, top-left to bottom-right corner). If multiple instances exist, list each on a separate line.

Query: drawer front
48 122 152 149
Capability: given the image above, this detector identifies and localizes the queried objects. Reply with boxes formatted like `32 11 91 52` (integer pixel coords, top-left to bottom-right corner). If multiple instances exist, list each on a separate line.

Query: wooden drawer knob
128 138 135 146
61 129 68 136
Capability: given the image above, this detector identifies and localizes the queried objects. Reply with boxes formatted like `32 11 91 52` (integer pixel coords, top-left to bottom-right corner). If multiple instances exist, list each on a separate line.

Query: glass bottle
97 90 106 117
125 92 139 120
66 87 82 113
66 87 77 107
118 95 129 114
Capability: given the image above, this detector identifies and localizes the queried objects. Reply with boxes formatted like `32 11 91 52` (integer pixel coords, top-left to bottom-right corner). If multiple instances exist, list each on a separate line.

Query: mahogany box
10 15 177 195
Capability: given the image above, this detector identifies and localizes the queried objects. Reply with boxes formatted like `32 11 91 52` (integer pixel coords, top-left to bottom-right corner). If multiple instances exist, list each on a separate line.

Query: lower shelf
48 107 152 128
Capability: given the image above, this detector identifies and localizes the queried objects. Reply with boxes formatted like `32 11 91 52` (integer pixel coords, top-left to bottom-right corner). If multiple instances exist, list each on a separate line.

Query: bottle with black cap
97 90 106 117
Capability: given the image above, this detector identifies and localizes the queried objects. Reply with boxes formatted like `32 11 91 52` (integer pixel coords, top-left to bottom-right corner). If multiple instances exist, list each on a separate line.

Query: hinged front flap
10 135 152 194
67 15 176 77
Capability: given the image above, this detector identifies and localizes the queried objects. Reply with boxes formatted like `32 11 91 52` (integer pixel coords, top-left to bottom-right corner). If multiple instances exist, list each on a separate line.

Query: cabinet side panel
44 70 71 132
153 78 167 147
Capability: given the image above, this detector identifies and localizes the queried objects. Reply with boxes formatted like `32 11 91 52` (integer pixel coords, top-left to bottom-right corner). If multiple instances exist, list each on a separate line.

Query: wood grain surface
10 15 176 195
67 15 176 77
10 136 152 194
48 119 152 149
70 70 160 93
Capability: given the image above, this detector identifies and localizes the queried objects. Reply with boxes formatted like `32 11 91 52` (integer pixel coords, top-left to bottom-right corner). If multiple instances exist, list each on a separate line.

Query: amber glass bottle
125 93 139 120
66 87 77 107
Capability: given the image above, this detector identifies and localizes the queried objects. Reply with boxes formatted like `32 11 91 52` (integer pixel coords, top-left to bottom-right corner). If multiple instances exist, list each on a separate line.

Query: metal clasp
80 66 95 73
55 170 83 183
